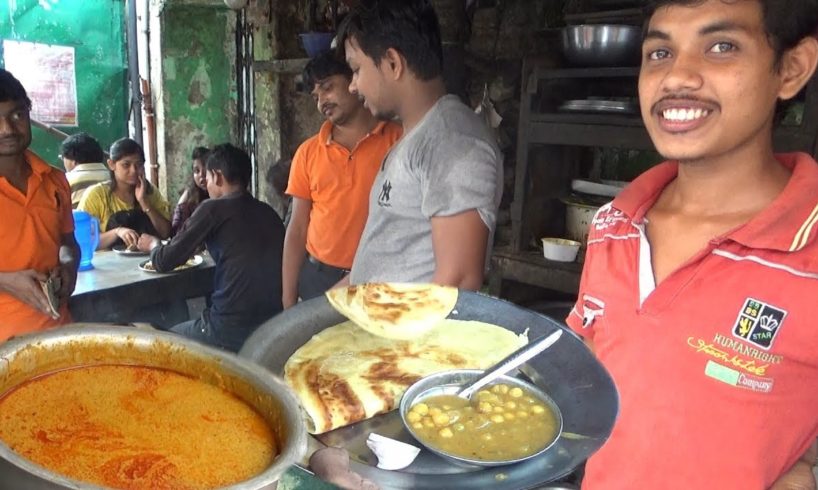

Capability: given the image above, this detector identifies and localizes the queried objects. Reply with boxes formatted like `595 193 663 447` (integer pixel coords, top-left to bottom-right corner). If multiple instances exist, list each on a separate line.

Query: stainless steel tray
559 99 638 114
240 292 619 490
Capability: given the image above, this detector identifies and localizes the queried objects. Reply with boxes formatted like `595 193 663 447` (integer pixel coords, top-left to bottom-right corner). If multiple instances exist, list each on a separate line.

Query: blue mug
72 210 100 271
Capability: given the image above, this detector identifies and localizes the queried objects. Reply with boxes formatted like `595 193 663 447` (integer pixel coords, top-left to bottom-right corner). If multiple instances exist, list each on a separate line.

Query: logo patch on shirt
378 179 392 207
732 298 787 350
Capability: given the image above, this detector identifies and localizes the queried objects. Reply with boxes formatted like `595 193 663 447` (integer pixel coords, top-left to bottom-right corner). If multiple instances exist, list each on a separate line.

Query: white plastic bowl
541 238 581 262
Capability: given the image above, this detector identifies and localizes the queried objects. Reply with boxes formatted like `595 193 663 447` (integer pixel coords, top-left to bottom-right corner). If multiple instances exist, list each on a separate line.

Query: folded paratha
285 319 527 434
325 283 458 340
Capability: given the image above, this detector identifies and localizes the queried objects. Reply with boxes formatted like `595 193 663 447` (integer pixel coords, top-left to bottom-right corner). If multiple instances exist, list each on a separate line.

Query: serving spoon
457 329 564 400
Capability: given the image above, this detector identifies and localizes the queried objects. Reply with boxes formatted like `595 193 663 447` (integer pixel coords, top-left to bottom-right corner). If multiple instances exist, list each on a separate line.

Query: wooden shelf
489 247 582 296
534 66 639 79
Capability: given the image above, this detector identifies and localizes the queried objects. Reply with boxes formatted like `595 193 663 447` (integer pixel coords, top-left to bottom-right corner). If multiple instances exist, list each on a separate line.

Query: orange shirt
286 120 401 269
567 153 818 490
0 151 74 341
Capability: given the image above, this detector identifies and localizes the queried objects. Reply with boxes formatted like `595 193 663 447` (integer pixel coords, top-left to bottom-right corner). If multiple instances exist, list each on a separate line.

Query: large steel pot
0 325 308 490
561 24 642 67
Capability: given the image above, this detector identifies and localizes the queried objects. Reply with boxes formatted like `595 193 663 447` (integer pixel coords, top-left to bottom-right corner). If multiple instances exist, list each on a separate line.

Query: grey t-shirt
349 94 503 284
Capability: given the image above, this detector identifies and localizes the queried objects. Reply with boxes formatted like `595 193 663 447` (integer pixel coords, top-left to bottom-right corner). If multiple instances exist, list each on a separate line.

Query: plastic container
299 32 334 58
72 210 99 271
541 238 581 262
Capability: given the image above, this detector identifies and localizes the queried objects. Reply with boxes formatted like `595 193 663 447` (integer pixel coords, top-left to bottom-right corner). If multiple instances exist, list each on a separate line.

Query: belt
307 254 351 275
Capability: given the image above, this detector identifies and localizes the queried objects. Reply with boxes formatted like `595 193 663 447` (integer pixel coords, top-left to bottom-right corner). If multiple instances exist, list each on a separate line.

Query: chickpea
454 423 465 432
429 407 443 417
423 417 435 428
439 427 454 438
413 403 429 415
490 414 505 423
477 390 492 398
509 387 524 398
505 401 517 410
432 413 451 426
412 422 423 429
407 411 422 423
491 385 502 394
531 405 546 414
505 412 516 420
478 401 493 413
498 384 509 395
517 410 529 418
493 406 504 413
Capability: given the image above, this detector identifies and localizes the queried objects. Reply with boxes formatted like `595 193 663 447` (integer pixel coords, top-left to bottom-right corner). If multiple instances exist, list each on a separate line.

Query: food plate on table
138 254 204 273
112 244 150 256
240 284 619 490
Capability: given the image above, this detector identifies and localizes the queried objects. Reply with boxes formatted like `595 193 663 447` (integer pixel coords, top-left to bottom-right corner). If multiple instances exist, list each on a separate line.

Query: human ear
382 48 404 81
777 36 818 101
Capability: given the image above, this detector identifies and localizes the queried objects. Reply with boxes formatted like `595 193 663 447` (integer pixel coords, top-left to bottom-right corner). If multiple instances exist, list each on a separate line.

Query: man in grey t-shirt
340 0 502 290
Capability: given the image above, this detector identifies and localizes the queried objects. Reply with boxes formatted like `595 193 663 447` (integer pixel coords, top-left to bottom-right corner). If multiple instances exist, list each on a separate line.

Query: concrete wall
150 1 237 203
0 0 128 168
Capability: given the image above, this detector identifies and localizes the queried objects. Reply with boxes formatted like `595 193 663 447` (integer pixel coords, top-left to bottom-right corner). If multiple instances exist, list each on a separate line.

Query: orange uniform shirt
286 120 401 269
567 153 818 490
0 151 74 341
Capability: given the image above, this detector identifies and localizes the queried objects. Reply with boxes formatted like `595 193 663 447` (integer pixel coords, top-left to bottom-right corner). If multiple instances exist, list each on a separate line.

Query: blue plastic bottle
72 210 100 271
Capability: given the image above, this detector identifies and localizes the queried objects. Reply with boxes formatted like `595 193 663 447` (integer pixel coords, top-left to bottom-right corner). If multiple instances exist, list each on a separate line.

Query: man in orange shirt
282 51 401 307
0 69 79 342
566 1 818 488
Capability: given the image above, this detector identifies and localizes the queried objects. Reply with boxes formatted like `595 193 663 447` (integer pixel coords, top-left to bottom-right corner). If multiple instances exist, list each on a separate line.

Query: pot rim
0 325 307 490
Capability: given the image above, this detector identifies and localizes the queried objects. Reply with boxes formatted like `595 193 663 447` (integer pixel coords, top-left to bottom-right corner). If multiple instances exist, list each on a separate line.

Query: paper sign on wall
2 39 78 126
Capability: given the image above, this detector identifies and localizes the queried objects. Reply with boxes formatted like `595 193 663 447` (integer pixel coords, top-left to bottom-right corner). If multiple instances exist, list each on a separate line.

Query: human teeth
662 108 710 122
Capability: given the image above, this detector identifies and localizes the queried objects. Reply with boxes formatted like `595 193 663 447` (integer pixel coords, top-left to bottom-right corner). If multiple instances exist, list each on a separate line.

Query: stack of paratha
285 283 527 434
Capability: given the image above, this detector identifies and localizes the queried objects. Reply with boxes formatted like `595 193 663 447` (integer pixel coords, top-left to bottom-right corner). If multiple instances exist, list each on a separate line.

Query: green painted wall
0 0 128 169
160 4 236 202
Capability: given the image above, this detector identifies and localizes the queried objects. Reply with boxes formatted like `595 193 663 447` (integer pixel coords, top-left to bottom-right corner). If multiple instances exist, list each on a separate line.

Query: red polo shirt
567 153 818 490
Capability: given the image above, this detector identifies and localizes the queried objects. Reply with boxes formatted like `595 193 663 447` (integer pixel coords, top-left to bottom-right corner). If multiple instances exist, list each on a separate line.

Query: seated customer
61 132 109 207
78 138 171 249
171 146 210 236
137 144 285 352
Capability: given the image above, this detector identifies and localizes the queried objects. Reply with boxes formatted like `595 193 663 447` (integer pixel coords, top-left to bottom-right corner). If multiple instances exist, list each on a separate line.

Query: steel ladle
457 329 564 399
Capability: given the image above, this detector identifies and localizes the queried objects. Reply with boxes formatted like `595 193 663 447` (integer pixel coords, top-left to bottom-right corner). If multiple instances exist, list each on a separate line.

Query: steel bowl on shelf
561 24 642 67
0 325 308 490
399 369 564 468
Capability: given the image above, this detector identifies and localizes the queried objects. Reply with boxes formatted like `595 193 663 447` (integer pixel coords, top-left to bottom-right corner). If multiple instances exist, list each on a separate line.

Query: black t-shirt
151 191 284 329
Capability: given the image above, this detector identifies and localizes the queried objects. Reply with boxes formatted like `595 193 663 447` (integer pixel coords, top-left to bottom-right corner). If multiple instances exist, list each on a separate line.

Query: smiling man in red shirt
567 1 818 488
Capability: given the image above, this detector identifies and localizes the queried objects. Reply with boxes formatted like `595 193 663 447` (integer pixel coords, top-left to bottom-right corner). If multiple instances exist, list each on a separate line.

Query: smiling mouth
661 108 711 122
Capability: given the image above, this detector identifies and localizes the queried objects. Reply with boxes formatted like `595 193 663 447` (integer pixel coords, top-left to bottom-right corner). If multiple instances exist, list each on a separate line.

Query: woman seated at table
171 146 210 236
78 138 171 250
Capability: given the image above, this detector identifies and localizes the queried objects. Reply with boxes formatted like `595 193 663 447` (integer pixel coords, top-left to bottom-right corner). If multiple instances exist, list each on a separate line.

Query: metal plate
138 254 204 273
112 245 149 256
239 292 619 490
559 99 638 114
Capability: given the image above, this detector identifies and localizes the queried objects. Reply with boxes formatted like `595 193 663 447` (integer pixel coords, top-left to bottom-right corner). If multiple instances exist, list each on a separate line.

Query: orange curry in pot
0 365 277 489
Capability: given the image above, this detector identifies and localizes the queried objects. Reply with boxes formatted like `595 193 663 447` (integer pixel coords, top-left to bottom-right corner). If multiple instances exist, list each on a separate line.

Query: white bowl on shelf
541 238 581 262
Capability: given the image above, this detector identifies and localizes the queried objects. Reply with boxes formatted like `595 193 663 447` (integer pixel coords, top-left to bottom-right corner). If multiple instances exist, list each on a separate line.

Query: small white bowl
541 238 581 262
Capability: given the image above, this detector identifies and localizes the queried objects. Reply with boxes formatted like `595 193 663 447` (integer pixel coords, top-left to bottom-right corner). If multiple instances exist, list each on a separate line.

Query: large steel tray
240 291 618 489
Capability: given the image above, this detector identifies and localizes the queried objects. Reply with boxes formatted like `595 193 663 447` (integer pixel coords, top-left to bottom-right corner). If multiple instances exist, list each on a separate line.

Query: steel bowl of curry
400 369 563 467
0 325 308 489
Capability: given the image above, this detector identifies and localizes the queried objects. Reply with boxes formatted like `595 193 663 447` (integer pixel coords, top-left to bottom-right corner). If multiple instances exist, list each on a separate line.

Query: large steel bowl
561 24 642 67
0 325 308 490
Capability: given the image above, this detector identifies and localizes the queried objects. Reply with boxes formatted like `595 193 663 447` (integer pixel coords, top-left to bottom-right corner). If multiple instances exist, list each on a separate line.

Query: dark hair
303 50 353 89
61 132 104 164
337 0 443 81
206 143 252 188
183 149 209 207
191 146 210 161
107 137 152 197
265 158 292 197
644 0 818 62
0 69 32 109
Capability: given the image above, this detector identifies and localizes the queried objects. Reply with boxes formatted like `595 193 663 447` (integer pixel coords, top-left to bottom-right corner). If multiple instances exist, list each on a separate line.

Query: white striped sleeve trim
712 249 818 280
587 233 641 246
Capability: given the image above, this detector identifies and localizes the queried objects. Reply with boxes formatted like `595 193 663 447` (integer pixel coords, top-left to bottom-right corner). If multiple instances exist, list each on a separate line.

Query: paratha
285 319 527 434
325 283 458 340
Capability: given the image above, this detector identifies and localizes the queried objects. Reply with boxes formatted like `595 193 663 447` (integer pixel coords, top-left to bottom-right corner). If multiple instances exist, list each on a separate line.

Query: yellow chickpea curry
406 383 559 462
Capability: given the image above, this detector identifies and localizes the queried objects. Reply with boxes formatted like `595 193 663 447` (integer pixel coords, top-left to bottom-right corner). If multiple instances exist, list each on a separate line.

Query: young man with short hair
566 1 818 488
0 69 79 341
339 0 503 290
138 144 285 352
283 51 401 307
61 132 109 207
